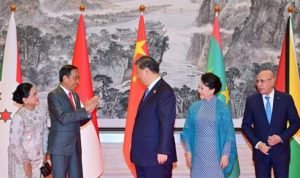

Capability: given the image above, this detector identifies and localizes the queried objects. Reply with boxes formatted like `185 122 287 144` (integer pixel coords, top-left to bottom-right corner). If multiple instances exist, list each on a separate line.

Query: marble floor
99 132 255 178
47 132 256 178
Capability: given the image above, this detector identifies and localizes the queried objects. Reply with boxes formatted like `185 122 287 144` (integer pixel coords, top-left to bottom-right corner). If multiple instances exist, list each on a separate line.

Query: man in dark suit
130 56 177 178
242 69 300 178
48 65 99 178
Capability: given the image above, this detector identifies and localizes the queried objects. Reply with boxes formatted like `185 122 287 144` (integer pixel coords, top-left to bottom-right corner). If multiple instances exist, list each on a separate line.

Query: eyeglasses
255 78 272 84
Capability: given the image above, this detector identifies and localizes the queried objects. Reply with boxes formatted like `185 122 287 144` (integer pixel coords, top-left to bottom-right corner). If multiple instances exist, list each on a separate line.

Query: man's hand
23 162 32 178
185 152 192 168
268 135 282 146
84 96 100 114
258 142 271 155
157 154 168 164
220 155 229 169
43 153 48 162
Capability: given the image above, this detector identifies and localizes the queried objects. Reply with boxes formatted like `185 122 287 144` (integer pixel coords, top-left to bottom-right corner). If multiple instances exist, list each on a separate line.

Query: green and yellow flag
205 11 240 178
275 14 300 178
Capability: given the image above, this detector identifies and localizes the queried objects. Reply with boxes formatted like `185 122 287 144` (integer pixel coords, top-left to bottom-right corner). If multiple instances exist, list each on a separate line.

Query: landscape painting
1 0 300 128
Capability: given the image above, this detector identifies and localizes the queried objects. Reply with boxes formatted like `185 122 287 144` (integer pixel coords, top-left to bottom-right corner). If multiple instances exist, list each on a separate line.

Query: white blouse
8 106 49 178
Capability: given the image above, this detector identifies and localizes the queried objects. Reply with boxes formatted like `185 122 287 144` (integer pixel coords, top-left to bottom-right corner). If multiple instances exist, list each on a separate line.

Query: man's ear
145 68 151 75
62 75 68 82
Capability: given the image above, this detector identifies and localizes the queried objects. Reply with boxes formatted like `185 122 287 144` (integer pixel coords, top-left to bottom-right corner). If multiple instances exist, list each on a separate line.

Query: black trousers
254 157 289 178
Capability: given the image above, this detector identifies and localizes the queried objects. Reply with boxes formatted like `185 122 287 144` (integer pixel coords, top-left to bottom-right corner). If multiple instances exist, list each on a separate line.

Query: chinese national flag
72 13 103 177
123 13 149 177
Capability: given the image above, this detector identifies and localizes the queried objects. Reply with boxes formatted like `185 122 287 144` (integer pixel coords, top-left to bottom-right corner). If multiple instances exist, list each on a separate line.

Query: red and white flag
72 13 103 177
0 11 22 178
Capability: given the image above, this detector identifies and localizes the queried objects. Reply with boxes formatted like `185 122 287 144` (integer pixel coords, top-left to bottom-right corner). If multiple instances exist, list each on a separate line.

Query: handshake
83 96 100 114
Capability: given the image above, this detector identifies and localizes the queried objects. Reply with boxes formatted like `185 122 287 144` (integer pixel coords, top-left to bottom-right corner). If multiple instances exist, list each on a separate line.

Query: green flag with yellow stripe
205 13 240 178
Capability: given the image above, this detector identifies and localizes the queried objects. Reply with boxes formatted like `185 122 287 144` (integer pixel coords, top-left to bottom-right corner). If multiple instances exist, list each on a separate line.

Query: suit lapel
137 78 164 113
57 86 77 111
270 91 280 125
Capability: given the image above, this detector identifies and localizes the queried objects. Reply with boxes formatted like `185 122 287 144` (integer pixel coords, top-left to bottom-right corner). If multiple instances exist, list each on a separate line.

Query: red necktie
68 92 76 110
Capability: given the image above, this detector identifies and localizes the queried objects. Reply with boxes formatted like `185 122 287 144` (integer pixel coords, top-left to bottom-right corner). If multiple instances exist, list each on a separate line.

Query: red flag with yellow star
123 13 149 177
0 11 22 178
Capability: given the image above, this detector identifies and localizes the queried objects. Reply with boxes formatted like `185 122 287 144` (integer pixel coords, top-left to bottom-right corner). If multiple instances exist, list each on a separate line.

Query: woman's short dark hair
201 73 222 94
12 82 33 104
135 56 159 73
59 65 78 82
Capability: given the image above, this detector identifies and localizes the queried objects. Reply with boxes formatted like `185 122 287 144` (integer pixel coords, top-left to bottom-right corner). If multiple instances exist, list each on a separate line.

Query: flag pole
207 4 241 178
79 3 85 12
0 4 23 178
10 3 16 13
214 4 220 17
140 4 145 15
285 5 300 178
72 3 104 177
10 4 23 83
287 4 295 15
123 5 149 178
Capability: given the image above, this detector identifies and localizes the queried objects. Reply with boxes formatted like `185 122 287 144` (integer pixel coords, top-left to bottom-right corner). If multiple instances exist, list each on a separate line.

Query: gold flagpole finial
214 4 221 13
10 4 16 12
79 3 86 12
288 5 295 13
139 5 145 13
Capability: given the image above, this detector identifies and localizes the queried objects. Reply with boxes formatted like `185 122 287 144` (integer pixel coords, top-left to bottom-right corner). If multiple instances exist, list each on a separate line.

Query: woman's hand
185 152 192 168
23 162 32 178
220 155 229 169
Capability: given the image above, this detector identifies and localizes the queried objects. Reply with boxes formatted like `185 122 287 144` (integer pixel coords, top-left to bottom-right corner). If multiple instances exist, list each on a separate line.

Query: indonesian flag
275 15 300 178
0 11 22 178
123 13 149 177
72 13 103 177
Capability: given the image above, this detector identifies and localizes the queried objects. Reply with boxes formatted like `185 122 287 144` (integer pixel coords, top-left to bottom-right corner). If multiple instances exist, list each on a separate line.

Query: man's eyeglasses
255 78 272 84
